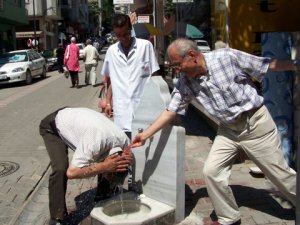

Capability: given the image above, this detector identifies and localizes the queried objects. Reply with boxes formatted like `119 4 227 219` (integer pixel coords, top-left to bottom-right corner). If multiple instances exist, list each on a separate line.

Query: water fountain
89 76 185 225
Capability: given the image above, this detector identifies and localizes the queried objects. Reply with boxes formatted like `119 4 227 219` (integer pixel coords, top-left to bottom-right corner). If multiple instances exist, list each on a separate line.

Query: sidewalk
11 82 295 225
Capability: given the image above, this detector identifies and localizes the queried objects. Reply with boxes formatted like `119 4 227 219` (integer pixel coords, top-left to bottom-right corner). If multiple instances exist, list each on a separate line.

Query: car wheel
25 70 32 85
41 66 47 78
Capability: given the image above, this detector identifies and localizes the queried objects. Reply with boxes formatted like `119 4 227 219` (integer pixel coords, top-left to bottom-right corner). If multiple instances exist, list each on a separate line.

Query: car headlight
12 67 25 72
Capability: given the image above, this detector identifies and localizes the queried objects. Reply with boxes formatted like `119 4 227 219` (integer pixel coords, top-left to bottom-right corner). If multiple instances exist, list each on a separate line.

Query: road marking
0 74 62 109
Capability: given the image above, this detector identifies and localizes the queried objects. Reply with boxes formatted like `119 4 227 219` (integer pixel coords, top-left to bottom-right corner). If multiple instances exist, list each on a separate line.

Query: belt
236 105 263 121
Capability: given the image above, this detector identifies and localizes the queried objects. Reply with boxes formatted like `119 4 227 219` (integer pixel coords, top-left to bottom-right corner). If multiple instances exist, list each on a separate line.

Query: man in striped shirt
132 38 299 225
39 107 133 225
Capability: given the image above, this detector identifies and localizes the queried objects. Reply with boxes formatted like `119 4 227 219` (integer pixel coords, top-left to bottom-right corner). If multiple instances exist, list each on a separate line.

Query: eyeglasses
168 54 189 71
113 30 132 39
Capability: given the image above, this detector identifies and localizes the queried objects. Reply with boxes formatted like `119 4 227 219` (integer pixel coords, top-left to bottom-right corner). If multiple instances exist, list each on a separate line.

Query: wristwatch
294 59 299 66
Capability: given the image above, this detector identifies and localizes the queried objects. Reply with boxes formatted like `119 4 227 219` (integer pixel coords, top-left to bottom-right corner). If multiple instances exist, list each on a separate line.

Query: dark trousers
39 109 68 220
58 58 64 73
69 71 79 87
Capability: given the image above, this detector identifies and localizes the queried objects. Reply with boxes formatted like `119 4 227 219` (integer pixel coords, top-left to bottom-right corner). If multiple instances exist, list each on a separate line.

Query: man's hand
132 133 146 147
104 104 113 118
103 153 130 173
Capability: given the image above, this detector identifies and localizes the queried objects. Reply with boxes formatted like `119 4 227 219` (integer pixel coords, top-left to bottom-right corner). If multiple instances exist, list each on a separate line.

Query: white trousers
85 63 97 85
203 105 296 225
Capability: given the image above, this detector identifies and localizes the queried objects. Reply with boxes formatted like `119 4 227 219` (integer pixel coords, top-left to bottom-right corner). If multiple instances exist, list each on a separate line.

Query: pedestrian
214 35 226 49
39 107 133 225
132 38 299 225
101 13 160 139
64 37 80 88
83 39 100 86
56 43 65 73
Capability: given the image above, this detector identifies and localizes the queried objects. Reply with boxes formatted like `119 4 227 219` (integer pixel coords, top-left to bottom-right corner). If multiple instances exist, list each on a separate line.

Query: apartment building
0 0 27 52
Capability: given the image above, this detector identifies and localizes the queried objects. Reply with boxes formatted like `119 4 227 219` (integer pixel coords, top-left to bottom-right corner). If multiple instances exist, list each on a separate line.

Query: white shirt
83 44 100 64
101 37 160 131
55 108 130 168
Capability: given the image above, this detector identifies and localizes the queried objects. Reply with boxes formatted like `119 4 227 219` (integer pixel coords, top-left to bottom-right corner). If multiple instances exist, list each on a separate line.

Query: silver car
0 49 47 85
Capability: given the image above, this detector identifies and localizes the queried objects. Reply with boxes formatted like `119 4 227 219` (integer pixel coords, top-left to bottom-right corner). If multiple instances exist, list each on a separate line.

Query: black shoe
48 218 64 225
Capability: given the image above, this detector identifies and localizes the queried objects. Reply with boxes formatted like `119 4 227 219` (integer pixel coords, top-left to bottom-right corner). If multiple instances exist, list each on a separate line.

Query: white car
76 43 85 59
0 49 47 85
195 40 211 53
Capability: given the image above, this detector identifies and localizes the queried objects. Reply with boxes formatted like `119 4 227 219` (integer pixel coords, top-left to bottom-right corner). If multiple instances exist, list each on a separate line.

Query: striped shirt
55 108 130 168
167 48 270 123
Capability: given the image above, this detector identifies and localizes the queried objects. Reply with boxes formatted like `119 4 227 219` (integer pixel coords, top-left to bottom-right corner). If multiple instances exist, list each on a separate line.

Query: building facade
0 0 28 52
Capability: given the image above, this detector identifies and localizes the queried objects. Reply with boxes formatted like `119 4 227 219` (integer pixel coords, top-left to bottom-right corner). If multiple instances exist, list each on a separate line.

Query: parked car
41 49 58 71
0 49 47 85
194 40 211 53
76 43 85 59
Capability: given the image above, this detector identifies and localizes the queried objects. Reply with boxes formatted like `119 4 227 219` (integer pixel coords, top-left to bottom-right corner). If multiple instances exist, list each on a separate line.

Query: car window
28 52 34 61
197 41 209 47
0 52 28 63
42 50 54 58
31 50 41 59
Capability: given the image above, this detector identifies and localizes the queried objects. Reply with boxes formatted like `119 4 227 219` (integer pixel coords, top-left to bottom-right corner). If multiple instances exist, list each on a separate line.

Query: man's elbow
66 168 78 179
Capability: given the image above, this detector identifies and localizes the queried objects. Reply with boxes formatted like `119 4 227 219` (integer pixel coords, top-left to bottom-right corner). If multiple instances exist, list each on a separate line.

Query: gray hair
86 39 92 45
167 38 199 58
70 37 76 43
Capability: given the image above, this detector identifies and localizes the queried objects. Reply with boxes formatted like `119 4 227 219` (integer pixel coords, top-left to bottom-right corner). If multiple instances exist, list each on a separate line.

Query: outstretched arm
132 109 177 147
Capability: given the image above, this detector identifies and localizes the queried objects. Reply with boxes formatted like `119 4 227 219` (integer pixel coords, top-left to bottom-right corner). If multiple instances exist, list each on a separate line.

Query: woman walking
64 37 80 88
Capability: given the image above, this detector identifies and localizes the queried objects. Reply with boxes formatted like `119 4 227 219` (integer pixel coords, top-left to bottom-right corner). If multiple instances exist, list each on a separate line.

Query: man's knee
203 162 217 179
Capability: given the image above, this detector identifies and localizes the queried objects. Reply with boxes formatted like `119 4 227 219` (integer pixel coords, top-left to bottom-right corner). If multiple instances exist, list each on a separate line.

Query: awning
16 31 43 38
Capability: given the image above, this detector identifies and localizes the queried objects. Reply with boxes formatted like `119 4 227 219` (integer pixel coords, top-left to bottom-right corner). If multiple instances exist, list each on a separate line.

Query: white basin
90 192 175 225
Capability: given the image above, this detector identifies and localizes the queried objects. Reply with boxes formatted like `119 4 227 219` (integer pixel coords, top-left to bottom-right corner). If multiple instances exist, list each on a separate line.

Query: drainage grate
0 161 20 178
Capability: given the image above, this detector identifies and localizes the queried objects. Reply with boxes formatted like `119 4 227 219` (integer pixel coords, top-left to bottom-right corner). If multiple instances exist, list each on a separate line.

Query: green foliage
88 0 101 16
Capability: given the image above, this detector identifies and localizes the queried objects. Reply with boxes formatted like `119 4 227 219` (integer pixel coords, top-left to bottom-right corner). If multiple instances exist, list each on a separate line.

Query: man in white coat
101 14 160 139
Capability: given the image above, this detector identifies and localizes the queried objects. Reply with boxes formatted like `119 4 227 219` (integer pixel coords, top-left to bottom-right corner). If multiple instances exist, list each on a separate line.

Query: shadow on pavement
66 188 96 225
184 184 295 222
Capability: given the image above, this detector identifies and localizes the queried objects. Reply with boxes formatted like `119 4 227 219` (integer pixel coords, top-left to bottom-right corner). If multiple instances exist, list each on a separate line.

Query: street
0 59 104 225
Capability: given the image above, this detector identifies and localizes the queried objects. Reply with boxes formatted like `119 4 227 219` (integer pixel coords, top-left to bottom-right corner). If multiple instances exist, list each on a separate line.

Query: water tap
138 128 143 133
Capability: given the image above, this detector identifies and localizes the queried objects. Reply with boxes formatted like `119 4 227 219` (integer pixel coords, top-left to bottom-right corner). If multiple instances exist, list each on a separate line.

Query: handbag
63 66 69 79
65 45 70 60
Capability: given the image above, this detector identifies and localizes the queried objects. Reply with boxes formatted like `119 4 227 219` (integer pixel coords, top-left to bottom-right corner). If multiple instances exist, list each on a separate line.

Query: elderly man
39 107 133 225
83 39 100 86
132 38 298 225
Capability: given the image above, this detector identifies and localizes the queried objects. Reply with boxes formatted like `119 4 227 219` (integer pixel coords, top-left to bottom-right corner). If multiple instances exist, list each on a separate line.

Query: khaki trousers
85 63 97 85
203 105 296 225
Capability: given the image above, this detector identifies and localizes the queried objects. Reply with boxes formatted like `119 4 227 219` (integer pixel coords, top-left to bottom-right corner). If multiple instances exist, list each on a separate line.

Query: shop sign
113 0 133 4
172 0 193 3
137 15 150 23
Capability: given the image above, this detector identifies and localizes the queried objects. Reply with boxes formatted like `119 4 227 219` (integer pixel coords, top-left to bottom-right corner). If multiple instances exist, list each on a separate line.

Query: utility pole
98 0 102 36
32 0 37 49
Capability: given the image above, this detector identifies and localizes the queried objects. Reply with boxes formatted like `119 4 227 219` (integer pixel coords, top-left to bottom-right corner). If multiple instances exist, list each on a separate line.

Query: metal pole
225 0 229 47
98 0 102 36
33 0 37 49
297 133 300 224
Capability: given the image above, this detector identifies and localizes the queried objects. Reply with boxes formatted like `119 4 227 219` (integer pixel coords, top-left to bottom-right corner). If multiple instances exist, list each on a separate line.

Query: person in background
56 43 65 73
101 13 160 139
214 35 226 49
64 37 80 88
132 38 298 225
83 39 101 86
39 107 133 225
